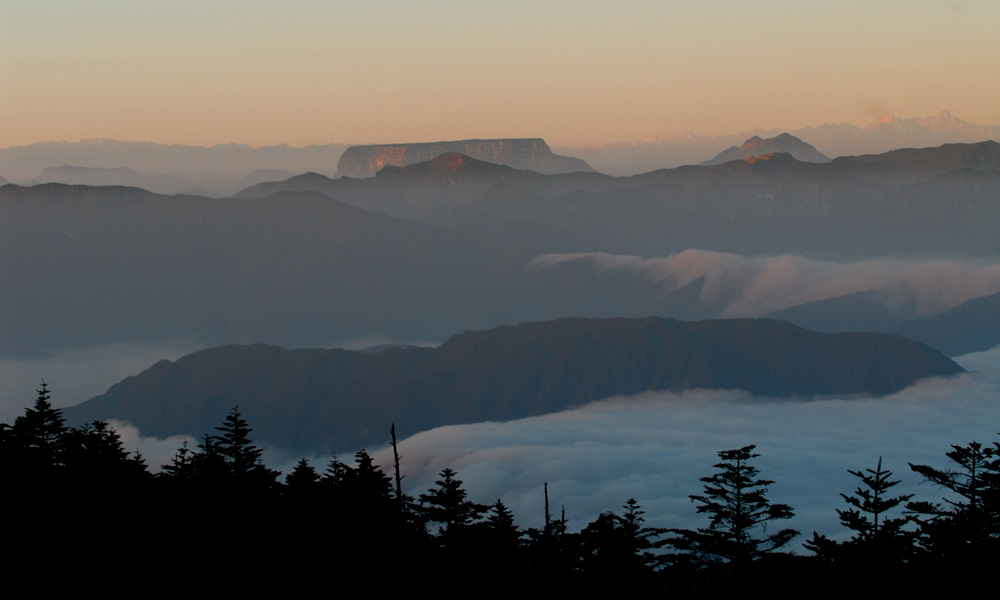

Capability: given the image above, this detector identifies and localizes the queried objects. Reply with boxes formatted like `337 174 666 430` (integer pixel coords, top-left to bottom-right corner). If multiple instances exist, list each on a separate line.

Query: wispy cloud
530 250 1000 318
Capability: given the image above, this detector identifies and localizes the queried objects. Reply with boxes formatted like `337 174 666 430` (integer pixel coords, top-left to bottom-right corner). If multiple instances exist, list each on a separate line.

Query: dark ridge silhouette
65 317 963 453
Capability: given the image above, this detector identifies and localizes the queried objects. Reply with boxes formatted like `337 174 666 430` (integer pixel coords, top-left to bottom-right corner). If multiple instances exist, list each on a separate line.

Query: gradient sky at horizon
2 1 998 148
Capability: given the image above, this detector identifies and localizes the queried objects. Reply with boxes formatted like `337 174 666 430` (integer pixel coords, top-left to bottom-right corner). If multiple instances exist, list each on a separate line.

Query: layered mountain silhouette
64 317 963 453
700 133 830 166
5 140 999 358
235 141 1000 258
4 111 995 184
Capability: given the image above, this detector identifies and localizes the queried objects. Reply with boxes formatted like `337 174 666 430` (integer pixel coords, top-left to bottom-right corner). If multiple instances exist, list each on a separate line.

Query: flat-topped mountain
64 317 963 453
701 133 830 166
335 138 593 178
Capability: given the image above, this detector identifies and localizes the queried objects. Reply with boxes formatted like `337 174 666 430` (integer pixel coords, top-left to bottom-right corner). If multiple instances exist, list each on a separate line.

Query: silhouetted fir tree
419 467 488 537
806 457 914 566
670 445 798 568
320 449 399 544
486 499 518 534
348 448 395 507
580 498 664 581
9 381 68 475
906 440 1000 565
213 405 279 488
322 454 350 488
285 458 320 490
160 440 196 479
622 498 668 566
190 433 229 481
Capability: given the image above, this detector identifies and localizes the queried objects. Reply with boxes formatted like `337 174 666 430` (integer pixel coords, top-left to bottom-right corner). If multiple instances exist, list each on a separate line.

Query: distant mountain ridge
37 165 200 196
557 110 1000 175
335 138 593 178
0 139 348 194
64 317 963 453
701 133 830 166
3 111 994 183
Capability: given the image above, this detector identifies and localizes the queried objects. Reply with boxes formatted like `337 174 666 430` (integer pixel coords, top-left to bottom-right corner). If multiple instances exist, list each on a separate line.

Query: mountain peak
701 133 830 166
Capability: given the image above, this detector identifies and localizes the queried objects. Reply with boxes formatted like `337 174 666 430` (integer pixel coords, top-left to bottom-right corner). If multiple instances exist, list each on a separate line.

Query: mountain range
64 317 964 453
557 110 1000 175
4 140 999 359
0 140 347 195
234 141 1000 258
3 111 997 184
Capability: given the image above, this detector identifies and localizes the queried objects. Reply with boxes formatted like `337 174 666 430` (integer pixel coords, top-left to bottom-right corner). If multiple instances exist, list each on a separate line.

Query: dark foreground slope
65 317 963 453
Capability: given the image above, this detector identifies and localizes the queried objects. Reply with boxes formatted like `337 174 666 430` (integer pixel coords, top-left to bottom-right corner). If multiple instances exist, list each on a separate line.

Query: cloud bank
367 347 1000 549
530 250 1000 318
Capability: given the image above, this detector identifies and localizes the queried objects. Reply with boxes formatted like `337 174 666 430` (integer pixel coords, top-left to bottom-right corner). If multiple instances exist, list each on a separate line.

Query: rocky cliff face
335 138 594 178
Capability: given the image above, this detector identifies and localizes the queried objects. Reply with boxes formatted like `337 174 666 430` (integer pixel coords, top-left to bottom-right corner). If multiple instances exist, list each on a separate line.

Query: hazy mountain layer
0 139 347 194
4 141 999 358
64 317 963 453
557 110 1000 175
238 142 1000 258
37 165 200 196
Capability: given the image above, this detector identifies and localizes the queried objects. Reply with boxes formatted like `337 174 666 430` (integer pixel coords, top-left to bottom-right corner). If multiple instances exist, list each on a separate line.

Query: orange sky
2 1 998 149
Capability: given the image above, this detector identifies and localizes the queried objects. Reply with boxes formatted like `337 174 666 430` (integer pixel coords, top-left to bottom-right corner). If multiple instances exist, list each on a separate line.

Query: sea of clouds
4 247 999 550
93 345 999 551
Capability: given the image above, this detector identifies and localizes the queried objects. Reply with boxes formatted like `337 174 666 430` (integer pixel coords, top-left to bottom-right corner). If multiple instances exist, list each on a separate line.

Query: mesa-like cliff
335 138 593 177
